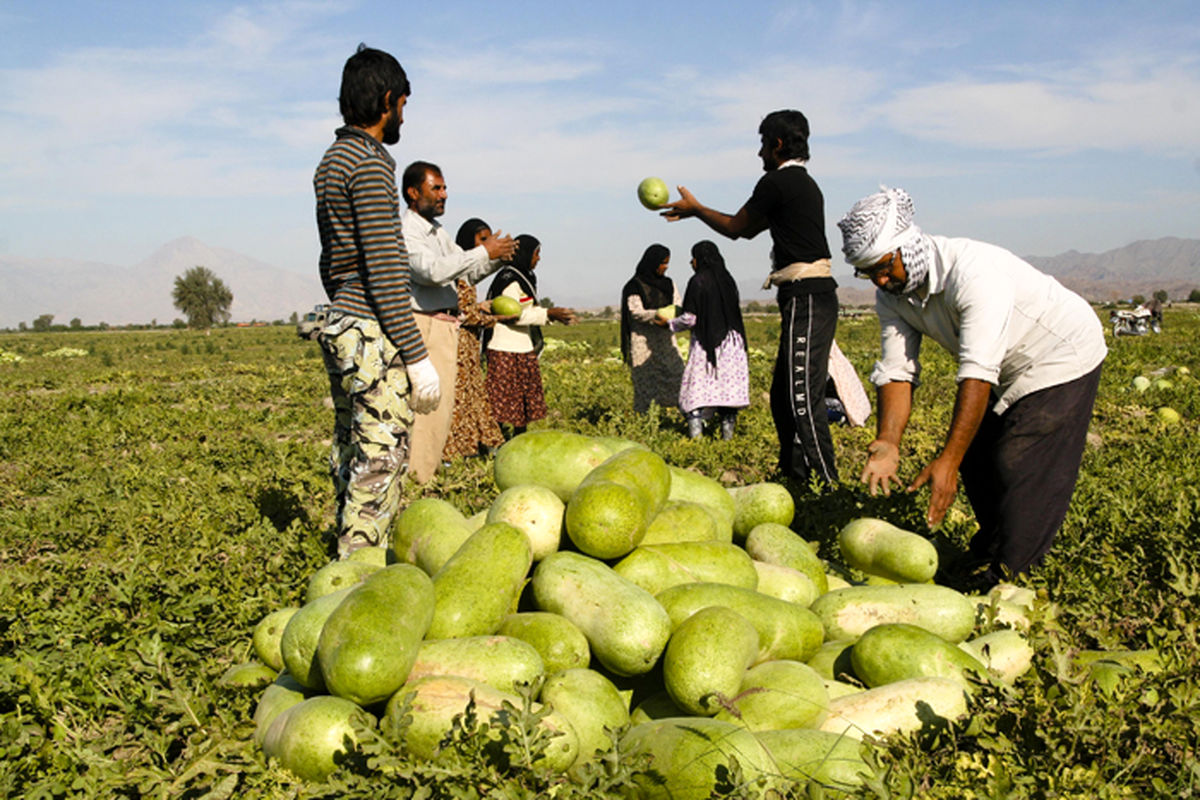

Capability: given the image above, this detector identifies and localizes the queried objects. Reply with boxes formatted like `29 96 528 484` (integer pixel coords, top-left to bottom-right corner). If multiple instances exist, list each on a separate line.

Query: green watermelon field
1 307 1197 798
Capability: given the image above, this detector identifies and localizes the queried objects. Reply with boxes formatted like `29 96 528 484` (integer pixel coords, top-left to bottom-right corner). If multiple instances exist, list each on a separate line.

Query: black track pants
770 289 839 487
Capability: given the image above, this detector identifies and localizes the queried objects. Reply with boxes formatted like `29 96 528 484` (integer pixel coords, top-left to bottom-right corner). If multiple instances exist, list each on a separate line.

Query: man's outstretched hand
659 186 700 221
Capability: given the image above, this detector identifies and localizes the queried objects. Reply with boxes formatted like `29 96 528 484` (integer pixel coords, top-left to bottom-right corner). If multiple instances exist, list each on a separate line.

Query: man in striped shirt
313 44 440 559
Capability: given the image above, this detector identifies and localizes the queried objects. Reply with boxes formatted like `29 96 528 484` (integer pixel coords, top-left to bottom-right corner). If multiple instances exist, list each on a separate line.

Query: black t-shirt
745 165 833 270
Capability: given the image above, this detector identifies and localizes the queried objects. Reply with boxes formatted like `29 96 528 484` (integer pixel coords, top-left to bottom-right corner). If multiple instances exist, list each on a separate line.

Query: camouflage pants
318 312 414 558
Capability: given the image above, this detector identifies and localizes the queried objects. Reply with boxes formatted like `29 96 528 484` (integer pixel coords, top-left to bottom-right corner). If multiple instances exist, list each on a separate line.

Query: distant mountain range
1 235 1196 328
0 237 325 329
1025 236 1199 300
835 236 1200 308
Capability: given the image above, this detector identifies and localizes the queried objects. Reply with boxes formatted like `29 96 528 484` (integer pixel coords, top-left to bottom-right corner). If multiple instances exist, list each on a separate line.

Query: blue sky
1 0 1197 307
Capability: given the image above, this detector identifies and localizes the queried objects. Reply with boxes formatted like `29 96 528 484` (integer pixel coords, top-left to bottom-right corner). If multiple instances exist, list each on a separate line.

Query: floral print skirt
442 328 505 460
485 349 547 427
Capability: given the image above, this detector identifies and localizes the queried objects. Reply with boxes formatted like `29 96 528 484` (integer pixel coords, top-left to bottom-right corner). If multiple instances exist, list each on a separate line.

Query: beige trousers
407 313 459 484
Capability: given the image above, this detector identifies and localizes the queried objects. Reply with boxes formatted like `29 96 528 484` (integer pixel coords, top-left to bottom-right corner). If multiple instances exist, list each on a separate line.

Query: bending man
839 186 1106 589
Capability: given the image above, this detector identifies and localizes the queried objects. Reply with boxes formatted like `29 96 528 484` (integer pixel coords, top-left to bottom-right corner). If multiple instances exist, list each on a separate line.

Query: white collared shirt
869 235 1107 413
400 207 501 312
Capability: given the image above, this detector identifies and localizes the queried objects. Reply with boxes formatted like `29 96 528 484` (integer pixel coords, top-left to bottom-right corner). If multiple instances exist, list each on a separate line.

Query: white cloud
197 0 352 66
697 63 885 140
416 44 605 85
878 60 1200 153
205 4 291 54
1 55 223 135
0 2 349 204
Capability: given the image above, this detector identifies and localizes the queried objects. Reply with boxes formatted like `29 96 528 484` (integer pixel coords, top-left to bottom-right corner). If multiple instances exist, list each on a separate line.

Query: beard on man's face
382 108 401 145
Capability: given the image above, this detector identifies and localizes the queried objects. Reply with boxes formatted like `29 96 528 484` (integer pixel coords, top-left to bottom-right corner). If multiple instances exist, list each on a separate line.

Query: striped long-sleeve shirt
314 126 426 362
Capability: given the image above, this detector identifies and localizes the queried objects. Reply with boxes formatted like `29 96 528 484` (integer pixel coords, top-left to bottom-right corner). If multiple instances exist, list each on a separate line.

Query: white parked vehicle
296 304 329 340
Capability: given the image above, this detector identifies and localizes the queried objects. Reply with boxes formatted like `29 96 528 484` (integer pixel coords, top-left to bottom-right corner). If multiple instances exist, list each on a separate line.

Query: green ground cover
1 309 1197 797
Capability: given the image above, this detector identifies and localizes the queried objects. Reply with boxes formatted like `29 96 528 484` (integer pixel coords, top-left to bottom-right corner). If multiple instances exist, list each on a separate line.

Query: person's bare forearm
691 204 742 239
662 186 761 239
939 378 992 468
861 381 913 496
906 377 992 527
875 382 913 445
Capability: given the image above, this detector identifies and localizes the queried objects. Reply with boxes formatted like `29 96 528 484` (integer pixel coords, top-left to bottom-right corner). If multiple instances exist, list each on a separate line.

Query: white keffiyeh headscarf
837 186 933 294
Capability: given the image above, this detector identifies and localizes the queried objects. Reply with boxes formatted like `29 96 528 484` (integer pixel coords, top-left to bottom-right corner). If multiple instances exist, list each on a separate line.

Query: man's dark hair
402 160 442 201
339 44 411 126
759 109 811 161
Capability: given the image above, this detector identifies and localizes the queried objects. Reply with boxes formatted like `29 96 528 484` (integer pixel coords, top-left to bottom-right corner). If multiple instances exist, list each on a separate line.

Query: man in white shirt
400 160 517 483
838 186 1106 590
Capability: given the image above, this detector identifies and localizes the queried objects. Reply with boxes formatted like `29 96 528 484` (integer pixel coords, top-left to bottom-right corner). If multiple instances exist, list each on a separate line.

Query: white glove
406 357 441 415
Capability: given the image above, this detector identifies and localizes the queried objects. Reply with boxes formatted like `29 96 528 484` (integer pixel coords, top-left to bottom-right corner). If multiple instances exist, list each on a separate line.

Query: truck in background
296 304 329 340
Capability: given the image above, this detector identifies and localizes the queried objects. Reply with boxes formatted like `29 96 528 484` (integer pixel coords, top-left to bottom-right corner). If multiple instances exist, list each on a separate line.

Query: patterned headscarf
837 186 933 294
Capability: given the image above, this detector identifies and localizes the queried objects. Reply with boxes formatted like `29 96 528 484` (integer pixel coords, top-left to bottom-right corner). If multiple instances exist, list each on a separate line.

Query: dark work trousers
770 287 839 487
961 363 1103 577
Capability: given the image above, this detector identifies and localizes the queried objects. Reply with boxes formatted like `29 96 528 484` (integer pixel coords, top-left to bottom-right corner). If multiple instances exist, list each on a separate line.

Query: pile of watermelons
235 430 1047 796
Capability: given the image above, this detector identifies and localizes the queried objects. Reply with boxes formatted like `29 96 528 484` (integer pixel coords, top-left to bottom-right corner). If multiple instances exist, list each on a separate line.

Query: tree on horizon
172 266 233 330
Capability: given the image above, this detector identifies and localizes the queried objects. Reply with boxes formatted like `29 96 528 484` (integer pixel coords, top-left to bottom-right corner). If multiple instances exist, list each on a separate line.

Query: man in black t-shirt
662 109 839 488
